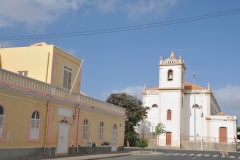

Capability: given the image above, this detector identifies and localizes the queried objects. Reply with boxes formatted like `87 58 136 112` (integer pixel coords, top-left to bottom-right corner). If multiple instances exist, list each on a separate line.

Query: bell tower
159 50 186 89
158 50 186 147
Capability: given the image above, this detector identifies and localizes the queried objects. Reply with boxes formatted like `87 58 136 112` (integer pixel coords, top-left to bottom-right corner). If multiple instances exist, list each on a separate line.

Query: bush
92 142 96 147
100 141 111 146
136 138 148 153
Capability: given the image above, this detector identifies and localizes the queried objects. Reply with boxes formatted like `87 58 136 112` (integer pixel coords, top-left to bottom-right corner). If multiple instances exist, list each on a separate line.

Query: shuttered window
167 110 171 120
82 119 88 141
99 122 104 141
30 111 40 140
63 66 72 89
0 106 4 138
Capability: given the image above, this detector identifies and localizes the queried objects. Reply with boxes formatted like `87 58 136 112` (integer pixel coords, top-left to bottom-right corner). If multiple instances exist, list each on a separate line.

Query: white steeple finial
208 83 210 90
142 84 147 95
179 54 182 59
159 56 163 64
169 49 176 59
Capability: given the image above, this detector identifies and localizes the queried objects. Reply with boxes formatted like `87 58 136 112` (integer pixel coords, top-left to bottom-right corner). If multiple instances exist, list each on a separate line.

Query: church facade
136 51 237 150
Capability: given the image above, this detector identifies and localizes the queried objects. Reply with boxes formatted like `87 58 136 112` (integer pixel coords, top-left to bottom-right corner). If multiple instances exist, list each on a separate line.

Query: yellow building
0 43 125 160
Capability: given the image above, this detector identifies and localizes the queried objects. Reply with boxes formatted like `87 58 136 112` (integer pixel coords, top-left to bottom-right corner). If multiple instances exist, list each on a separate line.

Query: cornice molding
0 84 124 117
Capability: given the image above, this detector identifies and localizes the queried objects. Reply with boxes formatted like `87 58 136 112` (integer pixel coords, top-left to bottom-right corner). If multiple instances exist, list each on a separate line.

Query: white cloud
213 85 240 109
93 0 119 14
66 49 77 55
0 41 14 48
100 86 143 101
0 0 181 30
125 0 179 19
0 0 87 29
213 85 240 120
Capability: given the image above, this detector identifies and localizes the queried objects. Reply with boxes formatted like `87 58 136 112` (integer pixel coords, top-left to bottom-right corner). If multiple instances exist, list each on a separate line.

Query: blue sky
0 0 240 122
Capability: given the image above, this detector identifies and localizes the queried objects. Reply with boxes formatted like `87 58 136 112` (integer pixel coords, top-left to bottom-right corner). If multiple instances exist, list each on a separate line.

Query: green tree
154 122 166 136
106 93 149 146
136 138 148 153
152 122 166 147
237 126 240 132
125 132 139 147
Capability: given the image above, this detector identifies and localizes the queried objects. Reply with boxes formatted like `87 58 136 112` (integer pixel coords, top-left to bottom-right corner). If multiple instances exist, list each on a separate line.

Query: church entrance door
166 132 172 145
219 127 227 143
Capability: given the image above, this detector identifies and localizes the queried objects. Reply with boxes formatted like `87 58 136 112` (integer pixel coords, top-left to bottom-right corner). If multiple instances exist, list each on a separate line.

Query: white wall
159 91 182 146
209 116 237 143
183 92 209 139
159 65 184 89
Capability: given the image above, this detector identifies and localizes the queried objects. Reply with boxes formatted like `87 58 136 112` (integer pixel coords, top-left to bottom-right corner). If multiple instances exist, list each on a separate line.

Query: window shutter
67 72 72 89
0 115 3 138
63 70 68 88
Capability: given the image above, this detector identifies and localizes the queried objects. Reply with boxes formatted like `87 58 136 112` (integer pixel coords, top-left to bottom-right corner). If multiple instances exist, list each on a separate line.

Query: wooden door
219 127 227 143
166 132 172 145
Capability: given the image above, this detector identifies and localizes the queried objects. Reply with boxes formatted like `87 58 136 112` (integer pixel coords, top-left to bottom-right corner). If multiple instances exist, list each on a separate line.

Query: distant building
0 43 125 160
136 50 237 151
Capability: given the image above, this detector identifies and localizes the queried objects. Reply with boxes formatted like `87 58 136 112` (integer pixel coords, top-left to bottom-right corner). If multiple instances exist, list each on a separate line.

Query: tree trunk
127 141 130 147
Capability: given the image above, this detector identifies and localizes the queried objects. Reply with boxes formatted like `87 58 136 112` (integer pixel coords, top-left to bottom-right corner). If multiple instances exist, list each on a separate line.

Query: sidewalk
38 151 134 160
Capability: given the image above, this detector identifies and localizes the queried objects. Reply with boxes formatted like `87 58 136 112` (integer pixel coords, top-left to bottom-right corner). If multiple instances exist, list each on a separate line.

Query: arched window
168 70 173 81
99 122 104 141
0 106 5 138
30 111 40 139
192 104 199 108
112 124 117 151
167 110 171 120
152 104 158 108
82 119 88 141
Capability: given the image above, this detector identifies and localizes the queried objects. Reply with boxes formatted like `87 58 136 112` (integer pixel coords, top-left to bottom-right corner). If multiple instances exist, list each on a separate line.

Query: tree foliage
125 132 139 142
136 138 148 152
152 122 166 136
106 93 148 132
237 126 240 132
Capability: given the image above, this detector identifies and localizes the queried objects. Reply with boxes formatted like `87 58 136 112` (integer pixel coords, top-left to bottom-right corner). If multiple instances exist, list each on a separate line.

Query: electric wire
0 8 240 40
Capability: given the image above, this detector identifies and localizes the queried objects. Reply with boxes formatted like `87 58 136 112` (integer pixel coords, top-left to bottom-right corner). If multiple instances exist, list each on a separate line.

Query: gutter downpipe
76 104 80 153
43 100 50 156
46 52 50 83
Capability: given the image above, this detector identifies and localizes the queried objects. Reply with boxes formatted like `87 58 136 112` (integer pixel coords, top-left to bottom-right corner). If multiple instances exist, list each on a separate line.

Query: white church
136 50 237 149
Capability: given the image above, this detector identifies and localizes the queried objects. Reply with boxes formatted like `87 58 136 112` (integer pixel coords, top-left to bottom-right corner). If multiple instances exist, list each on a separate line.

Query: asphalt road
117 148 240 160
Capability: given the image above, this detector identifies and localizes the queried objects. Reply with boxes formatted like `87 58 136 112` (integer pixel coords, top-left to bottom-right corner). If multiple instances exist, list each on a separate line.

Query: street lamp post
200 100 203 150
193 73 196 148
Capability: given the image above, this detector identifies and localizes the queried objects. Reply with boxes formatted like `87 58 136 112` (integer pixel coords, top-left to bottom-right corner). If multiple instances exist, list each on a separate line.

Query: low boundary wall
181 141 237 152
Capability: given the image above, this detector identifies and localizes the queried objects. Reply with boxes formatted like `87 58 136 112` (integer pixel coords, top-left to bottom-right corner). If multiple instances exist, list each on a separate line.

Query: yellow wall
0 90 124 149
53 47 82 93
0 46 54 83
0 90 46 148
78 109 124 147
0 45 82 93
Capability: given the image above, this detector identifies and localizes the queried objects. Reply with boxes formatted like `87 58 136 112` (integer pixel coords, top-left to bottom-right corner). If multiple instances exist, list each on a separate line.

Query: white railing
0 68 125 115
0 69 51 93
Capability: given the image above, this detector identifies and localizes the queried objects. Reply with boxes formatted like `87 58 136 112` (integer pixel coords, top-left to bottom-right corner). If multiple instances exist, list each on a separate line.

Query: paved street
117 148 240 160
26 148 240 160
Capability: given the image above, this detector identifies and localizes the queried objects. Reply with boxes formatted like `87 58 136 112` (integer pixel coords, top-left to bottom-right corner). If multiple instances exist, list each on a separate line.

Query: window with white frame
63 66 72 89
82 119 88 141
0 106 5 138
30 111 40 140
99 122 104 141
